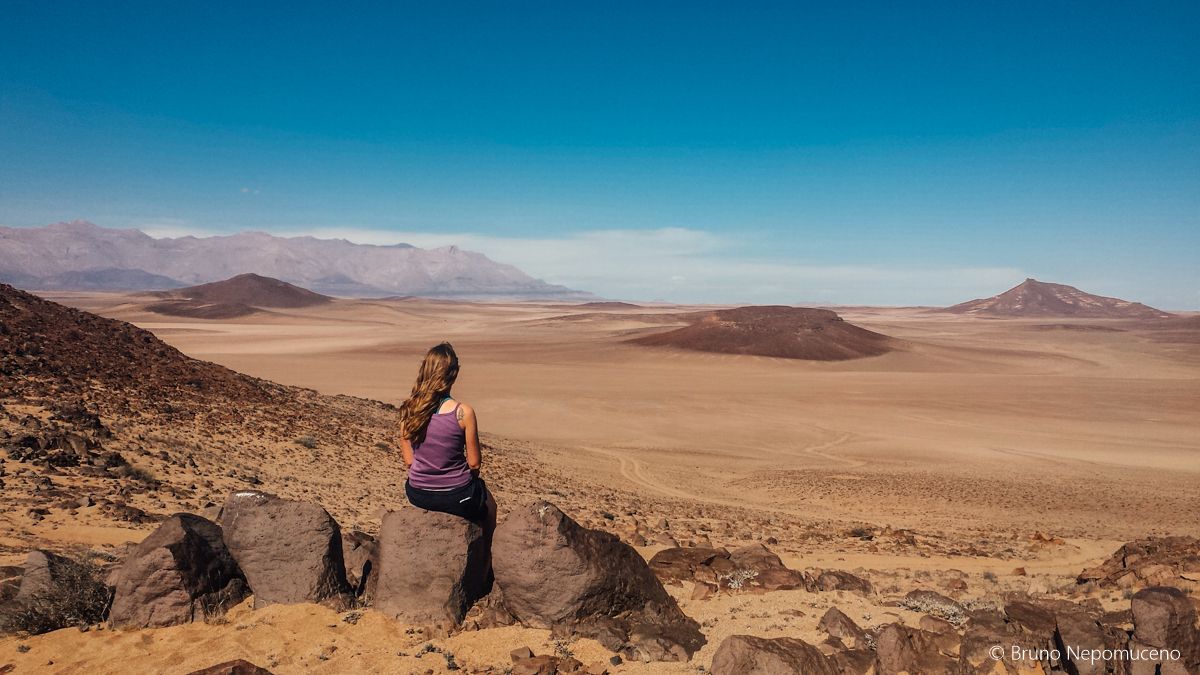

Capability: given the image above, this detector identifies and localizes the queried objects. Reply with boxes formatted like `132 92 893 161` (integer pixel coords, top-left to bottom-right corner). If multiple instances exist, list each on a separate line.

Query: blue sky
1 1 1197 306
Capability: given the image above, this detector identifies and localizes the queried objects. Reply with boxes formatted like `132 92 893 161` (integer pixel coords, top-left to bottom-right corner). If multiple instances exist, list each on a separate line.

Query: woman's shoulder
453 400 475 422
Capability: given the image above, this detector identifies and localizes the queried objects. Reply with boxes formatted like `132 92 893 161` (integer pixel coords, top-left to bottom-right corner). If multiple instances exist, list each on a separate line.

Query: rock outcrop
809 569 874 595
220 491 351 608
492 501 704 662
1077 536 1200 594
648 544 808 593
817 607 868 649
1130 587 1199 673
874 623 959 674
373 508 491 627
109 513 247 627
710 635 839 675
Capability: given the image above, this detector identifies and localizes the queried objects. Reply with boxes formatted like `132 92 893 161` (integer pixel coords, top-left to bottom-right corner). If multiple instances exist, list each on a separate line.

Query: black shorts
405 476 489 522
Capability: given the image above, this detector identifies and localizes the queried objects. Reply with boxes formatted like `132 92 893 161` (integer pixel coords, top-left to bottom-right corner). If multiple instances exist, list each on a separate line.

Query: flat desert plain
55 293 1200 541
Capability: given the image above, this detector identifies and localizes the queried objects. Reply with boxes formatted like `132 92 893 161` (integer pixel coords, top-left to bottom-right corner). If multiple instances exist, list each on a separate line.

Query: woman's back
407 400 471 490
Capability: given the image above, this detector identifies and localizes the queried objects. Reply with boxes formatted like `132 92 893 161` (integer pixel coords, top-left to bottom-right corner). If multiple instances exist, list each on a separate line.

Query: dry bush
0 555 110 635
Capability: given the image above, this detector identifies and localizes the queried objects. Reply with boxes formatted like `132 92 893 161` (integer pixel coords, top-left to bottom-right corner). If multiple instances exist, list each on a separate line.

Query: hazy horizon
2 3 1197 307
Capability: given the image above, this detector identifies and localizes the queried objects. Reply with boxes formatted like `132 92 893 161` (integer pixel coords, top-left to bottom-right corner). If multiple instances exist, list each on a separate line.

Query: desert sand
2 290 1198 674
55 292 1200 539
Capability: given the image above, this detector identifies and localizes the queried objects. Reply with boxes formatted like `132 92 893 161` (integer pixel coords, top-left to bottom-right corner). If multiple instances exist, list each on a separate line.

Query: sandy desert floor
2 293 1197 674
53 293 1200 542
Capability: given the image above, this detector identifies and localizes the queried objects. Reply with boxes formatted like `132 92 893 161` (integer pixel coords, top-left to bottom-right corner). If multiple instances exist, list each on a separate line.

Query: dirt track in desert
55 293 1200 542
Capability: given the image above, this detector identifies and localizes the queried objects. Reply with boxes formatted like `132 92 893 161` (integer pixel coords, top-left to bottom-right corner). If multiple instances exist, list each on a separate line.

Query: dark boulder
647 547 730 585
1131 586 1199 672
647 544 804 593
726 544 805 592
817 607 867 648
373 508 490 628
873 623 959 674
492 501 704 662
809 569 873 595
709 634 838 675
109 513 247 627
981 597 1132 675
220 491 351 608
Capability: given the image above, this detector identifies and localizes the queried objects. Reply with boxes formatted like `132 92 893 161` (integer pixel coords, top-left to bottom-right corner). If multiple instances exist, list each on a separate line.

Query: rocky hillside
0 220 587 299
631 306 895 360
947 278 1174 319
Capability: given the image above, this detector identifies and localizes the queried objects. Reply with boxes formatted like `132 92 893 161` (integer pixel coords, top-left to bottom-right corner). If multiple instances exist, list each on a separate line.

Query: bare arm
400 437 414 469
459 403 482 471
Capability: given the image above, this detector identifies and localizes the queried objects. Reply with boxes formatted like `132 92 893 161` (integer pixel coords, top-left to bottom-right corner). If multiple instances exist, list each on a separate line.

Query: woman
399 342 494 524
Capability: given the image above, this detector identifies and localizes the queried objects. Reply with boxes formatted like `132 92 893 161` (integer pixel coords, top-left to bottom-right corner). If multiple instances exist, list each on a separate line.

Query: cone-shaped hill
143 273 333 318
630 306 894 361
946 279 1173 319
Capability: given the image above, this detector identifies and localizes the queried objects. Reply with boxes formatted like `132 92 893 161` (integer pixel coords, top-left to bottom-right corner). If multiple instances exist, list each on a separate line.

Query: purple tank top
408 404 471 490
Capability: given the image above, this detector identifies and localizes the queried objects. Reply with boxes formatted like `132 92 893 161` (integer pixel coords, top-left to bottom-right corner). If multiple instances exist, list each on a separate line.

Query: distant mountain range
946 278 1173 319
0 220 589 299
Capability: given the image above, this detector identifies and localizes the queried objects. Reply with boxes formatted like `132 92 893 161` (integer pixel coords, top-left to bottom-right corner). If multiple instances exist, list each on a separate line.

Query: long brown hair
398 342 460 444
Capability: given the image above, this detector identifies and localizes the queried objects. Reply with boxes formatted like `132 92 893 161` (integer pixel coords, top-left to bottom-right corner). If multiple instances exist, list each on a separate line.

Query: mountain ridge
0 221 589 299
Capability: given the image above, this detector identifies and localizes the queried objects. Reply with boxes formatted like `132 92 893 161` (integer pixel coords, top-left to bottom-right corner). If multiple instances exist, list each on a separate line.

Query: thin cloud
263 226 1024 305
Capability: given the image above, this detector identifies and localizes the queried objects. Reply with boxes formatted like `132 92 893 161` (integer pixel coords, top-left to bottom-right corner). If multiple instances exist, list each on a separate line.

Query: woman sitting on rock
399 342 495 525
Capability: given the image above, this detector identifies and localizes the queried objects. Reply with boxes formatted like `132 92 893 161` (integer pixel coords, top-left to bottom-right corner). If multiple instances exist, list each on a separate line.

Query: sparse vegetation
198 582 244 625
552 638 576 660
848 526 875 540
717 569 759 591
294 435 318 449
112 462 157 483
900 593 966 625
0 555 110 635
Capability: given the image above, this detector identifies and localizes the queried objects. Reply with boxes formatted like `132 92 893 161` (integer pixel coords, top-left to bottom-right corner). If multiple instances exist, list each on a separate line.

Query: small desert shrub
374 441 393 452
294 435 318 449
112 463 156 483
717 569 759 591
900 594 966 625
961 597 999 612
198 582 245 625
848 526 875 540
552 638 575 660
0 556 110 635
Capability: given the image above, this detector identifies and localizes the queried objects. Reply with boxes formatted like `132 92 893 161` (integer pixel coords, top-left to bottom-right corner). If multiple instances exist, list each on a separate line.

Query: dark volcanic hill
630 306 894 360
571 301 643 310
143 273 332 318
947 279 1173 319
168 273 332 308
